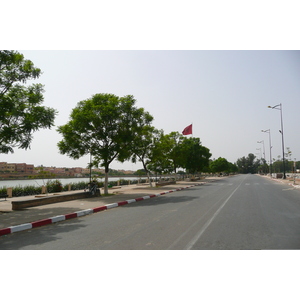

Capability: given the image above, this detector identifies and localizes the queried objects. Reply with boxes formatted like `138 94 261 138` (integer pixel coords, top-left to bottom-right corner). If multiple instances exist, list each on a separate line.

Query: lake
0 177 152 188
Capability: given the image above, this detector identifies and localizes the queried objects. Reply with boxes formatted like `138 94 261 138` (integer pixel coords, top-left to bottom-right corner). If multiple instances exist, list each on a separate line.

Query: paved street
1 174 300 249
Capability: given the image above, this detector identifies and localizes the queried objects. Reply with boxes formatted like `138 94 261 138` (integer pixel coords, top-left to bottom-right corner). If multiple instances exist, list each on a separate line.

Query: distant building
16 163 27 173
0 162 7 172
0 161 134 177
0 162 34 174
26 164 34 173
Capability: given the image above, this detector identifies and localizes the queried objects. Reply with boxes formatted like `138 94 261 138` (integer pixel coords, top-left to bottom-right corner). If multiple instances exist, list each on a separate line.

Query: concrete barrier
156 180 176 187
11 192 95 210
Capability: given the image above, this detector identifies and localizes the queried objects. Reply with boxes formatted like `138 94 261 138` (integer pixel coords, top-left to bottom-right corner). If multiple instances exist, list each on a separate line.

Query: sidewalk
0 180 213 234
265 174 300 189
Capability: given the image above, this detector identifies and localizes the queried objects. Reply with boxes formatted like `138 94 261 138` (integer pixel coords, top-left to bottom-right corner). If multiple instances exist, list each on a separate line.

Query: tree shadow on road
119 187 204 209
0 212 87 250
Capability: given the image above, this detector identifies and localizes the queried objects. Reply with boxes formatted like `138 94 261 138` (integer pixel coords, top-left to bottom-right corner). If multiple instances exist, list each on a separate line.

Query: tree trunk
104 165 109 194
147 171 153 187
142 160 152 187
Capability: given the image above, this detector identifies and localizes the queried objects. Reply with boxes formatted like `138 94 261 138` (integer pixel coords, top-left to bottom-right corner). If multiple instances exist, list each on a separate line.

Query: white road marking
185 181 244 250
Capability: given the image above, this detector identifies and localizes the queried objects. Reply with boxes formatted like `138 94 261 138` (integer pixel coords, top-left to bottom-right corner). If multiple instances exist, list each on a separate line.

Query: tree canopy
181 137 211 174
130 127 161 186
210 157 230 174
0 50 57 153
57 93 153 194
236 153 259 174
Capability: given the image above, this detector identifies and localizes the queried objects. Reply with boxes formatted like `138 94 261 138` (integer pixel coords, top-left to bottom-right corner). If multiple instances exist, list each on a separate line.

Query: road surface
1 174 300 249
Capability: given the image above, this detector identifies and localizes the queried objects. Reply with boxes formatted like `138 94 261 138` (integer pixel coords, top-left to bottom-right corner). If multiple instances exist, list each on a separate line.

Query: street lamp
257 140 265 161
262 129 272 177
268 103 286 179
256 148 262 160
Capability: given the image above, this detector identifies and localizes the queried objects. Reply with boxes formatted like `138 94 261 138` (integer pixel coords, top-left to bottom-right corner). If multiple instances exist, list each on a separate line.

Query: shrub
10 185 41 197
46 180 63 193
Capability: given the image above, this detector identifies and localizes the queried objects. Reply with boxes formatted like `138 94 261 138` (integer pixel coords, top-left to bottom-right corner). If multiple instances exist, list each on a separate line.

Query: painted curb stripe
126 199 136 204
76 209 93 217
117 201 128 206
0 183 204 237
0 228 11 236
93 206 107 213
51 215 66 223
65 213 78 220
135 197 144 201
32 219 52 228
106 203 118 209
10 223 32 233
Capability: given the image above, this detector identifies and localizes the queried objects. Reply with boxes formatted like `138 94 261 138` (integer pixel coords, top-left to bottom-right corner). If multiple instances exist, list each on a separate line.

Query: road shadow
0 185 207 249
0 185 207 228
0 212 87 250
119 187 203 209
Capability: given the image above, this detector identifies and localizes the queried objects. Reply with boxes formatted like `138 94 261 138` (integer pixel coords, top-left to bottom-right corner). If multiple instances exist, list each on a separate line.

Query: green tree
147 130 175 176
0 50 57 153
210 157 230 174
134 169 147 176
181 137 211 174
236 153 260 174
57 93 153 194
162 131 187 174
228 162 238 174
131 127 160 186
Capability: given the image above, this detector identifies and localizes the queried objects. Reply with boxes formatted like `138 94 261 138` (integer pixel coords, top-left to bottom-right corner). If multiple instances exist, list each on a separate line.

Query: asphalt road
1 174 300 249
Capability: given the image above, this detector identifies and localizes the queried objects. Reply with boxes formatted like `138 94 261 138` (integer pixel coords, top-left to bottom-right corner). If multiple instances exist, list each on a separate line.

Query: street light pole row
261 129 272 176
265 103 286 179
257 140 265 161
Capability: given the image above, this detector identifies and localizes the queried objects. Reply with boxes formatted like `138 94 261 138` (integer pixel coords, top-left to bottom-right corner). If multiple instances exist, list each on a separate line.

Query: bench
0 194 8 201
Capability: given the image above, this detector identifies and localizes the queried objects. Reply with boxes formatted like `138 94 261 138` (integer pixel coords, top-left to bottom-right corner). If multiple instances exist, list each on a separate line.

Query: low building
6 164 16 173
0 162 34 174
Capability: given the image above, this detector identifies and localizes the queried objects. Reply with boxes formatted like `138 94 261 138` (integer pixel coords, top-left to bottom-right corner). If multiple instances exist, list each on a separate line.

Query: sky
2 50 300 171
2 1 300 171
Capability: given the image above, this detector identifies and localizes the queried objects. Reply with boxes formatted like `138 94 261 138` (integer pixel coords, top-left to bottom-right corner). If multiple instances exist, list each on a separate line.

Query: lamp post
256 148 262 160
262 129 272 177
268 103 286 179
257 140 265 161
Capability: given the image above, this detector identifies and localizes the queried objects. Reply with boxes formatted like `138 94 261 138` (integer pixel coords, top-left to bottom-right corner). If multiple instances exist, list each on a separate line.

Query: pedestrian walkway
267 175 300 189
0 180 212 232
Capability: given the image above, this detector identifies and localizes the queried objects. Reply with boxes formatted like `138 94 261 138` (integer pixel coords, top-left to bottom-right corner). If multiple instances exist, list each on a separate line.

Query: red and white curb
0 183 206 237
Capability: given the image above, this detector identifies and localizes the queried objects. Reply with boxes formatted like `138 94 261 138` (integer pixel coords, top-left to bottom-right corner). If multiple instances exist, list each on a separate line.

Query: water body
0 177 151 188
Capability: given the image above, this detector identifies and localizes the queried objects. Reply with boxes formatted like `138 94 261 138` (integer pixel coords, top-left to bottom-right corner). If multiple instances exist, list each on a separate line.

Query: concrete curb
0 183 204 237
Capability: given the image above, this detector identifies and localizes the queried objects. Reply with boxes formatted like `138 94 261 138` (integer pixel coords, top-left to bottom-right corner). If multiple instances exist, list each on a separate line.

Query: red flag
182 124 192 135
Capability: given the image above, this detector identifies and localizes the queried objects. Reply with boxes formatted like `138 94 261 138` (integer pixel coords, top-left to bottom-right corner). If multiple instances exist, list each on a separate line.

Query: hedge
0 178 148 198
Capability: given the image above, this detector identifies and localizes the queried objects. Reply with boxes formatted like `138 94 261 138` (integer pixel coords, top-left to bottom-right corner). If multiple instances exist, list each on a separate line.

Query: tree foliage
161 132 186 174
0 50 57 153
147 134 212 175
147 131 174 175
57 93 153 194
236 153 260 174
210 157 230 174
181 137 211 174
131 127 161 186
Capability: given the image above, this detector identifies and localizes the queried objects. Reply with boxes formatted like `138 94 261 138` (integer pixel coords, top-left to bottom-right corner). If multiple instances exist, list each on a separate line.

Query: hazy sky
2 50 299 170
